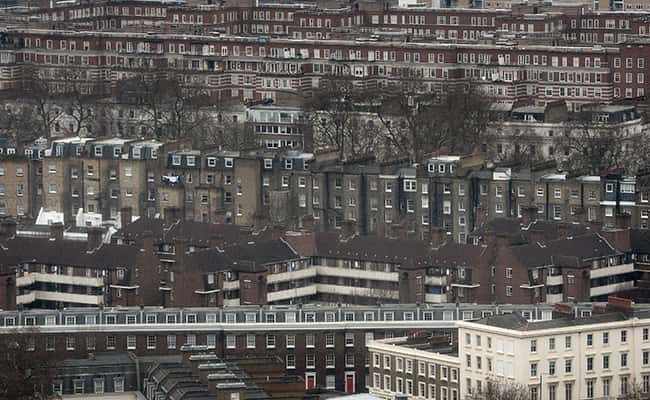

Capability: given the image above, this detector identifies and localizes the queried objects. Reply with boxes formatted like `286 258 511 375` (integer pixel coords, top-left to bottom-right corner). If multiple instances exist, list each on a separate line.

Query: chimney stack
0 218 17 239
552 303 574 319
140 230 154 252
174 237 188 266
615 212 632 230
120 207 133 229
430 227 448 247
302 215 316 233
390 223 409 240
521 205 538 226
339 219 356 241
86 227 104 251
164 207 181 225
50 222 64 241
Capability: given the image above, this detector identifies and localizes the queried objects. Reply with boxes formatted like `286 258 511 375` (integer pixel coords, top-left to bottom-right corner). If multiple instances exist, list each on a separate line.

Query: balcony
318 284 398 299
546 275 563 286
267 285 318 302
266 268 317 284
222 280 240 290
590 280 635 298
636 262 650 271
546 293 563 304
590 263 634 279
223 298 240 307
16 272 104 288
425 275 447 286
16 292 36 304
451 280 480 288
315 266 398 282
425 293 447 303
266 266 398 285
16 290 103 306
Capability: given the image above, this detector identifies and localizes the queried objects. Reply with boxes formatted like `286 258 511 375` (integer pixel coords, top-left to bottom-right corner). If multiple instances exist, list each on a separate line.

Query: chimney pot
86 227 103 251
50 222 64 241
120 207 133 229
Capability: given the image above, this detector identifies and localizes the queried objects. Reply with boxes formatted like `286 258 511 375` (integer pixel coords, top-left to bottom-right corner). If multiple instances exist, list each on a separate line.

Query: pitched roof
223 239 299 267
473 218 527 244
510 233 619 269
630 229 650 254
312 232 433 268
166 220 247 248
116 217 250 248
475 311 630 331
430 242 486 269
116 216 165 241
1 237 140 269
286 232 484 270
522 220 592 242
183 248 232 273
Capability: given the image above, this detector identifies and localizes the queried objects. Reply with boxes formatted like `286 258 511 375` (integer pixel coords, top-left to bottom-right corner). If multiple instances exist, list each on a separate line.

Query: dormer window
620 183 635 193
428 163 435 172
186 156 196 167
404 179 417 192
438 164 446 173
172 155 181 166
94 146 103 157
113 147 122 158
264 159 273 169
285 159 293 170
207 157 216 167
225 158 234 168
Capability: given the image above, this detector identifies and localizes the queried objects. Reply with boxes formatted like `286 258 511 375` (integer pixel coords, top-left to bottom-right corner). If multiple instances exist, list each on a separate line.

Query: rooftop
472 310 637 331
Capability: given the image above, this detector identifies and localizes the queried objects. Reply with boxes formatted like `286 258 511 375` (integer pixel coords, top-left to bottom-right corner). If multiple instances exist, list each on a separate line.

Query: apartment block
458 299 650 400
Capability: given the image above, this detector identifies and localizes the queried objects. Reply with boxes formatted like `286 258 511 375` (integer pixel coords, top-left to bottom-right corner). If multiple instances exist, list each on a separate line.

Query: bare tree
467 378 530 400
56 67 108 136
488 125 544 166
15 67 64 139
0 328 57 400
555 111 650 175
619 380 650 400
0 102 41 143
204 108 251 150
373 76 438 164
116 71 214 143
305 76 379 160
432 82 494 154
374 78 493 163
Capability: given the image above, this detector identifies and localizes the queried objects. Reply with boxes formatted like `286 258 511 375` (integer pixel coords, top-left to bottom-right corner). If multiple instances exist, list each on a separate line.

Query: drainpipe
128 352 141 392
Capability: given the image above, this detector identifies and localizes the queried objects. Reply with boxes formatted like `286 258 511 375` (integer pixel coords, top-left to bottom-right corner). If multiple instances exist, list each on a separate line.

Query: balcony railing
16 272 104 288
16 290 103 306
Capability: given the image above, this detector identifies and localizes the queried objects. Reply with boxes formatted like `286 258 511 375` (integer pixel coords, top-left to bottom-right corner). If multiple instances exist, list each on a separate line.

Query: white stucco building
458 301 650 400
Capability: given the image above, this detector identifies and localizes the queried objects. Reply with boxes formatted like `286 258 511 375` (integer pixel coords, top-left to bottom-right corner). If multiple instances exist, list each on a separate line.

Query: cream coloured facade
457 310 650 400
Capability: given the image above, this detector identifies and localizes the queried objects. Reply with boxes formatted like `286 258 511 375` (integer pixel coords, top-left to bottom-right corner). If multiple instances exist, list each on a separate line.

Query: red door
306 375 315 389
346 375 354 393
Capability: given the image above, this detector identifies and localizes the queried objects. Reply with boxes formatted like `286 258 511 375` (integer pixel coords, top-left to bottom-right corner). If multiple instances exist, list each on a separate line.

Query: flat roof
91 138 132 145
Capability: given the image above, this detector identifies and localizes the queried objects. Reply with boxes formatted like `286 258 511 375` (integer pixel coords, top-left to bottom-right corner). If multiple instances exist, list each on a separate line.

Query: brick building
0 303 569 393
5 4 650 107
1 210 649 309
